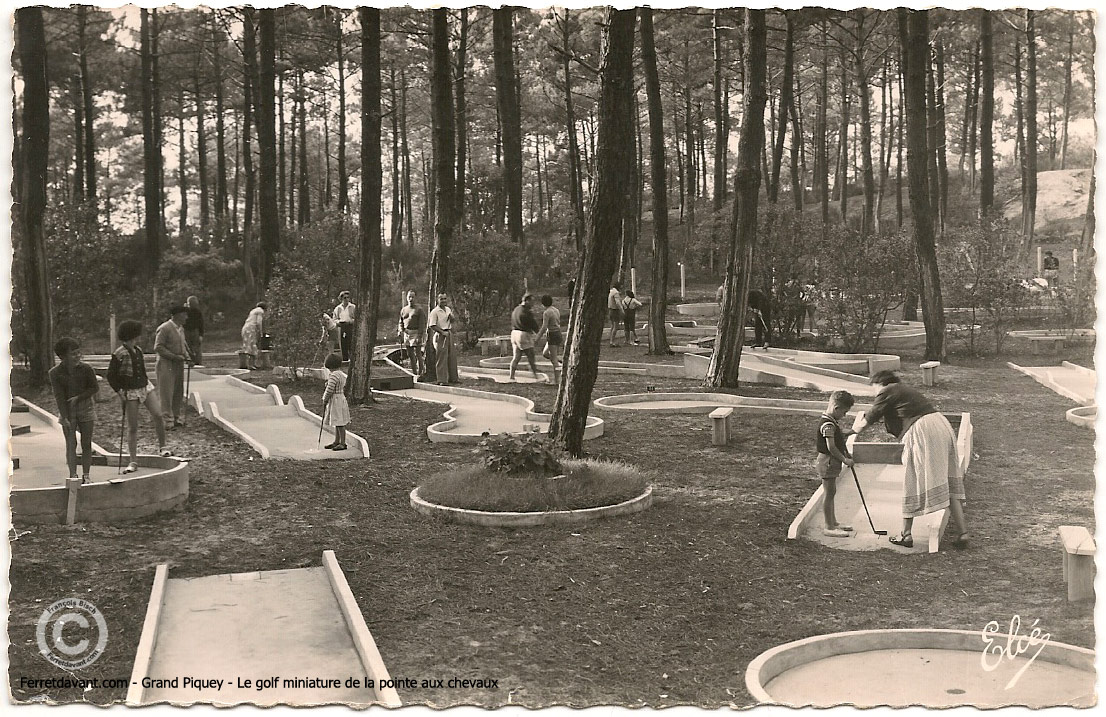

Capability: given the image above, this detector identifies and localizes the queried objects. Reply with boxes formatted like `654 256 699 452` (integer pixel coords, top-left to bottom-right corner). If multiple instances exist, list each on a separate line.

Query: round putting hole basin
745 629 1094 708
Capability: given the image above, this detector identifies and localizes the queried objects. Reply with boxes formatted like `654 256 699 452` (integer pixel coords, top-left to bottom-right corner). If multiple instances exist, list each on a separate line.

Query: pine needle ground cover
8 350 1094 707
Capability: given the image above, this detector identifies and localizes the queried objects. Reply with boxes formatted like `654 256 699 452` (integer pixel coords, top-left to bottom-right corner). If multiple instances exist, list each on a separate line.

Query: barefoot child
321 353 351 451
49 337 99 484
621 290 643 345
107 320 172 473
817 390 856 537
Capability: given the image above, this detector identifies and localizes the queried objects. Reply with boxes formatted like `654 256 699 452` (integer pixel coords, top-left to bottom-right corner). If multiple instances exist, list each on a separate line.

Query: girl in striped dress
322 353 351 451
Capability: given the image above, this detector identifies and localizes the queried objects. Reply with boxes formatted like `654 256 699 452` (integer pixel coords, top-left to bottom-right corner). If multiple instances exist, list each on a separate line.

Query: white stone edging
410 485 652 527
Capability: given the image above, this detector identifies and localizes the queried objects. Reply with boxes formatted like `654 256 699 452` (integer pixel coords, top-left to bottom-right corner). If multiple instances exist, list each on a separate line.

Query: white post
679 263 686 300
631 267 637 295
109 312 117 353
1036 246 1043 275
524 277 529 292
1073 248 1079 279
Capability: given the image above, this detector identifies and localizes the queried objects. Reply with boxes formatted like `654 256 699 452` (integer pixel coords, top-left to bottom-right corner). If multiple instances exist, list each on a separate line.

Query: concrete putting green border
676 302 720 318
479 355 686 378
681 352 880 394
786 412 973 553
592 392 873 417
126 550 401 708
11 397 190 524
1007 360 1096 405
1008 328 1095 343
409 485 653 526
1066 405 1096 429
378 382 604 443
744 628 1095 707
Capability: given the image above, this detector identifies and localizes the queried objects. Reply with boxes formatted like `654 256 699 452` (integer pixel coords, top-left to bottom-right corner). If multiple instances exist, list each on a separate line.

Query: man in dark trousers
747 289 772 348
184 295 204 366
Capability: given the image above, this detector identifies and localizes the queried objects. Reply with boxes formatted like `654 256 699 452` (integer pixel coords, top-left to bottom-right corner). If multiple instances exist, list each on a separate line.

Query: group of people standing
606 283 643 347
395 291 459 385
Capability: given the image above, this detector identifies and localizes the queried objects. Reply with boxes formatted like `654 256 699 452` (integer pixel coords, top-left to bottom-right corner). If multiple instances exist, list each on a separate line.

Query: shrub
812 225 914 352
266 213 358 377
476 431 563 476
940 220 1034 354
451 231 525 339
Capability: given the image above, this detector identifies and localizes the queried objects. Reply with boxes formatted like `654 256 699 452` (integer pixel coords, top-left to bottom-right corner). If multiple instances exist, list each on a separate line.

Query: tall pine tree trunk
935 38 949 234
494 8 523 243
769 11 794 204
549 8 636 457
560 10 585 249
196 73 209 231
1023 10 1038 249
257 9 279 288
390 65 402 244
711 9 725 212
77 5 96 200
899 9 945 361
241 9 257 296
428 9 456 302
454 8 469 230
16 7 54 386
336 10 349 213
140 8 162 273
297 70 310 226
1060 17 1074 170
401 66 414 244
178 90 188 235
705 9 767 388
350 8 382 405
213 17 228 219
642 9 671 356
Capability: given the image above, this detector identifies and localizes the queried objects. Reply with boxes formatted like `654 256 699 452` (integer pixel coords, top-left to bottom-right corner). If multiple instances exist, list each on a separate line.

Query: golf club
185 362 191 405
318 402 328 447
850 465 887 535
117 393 126 474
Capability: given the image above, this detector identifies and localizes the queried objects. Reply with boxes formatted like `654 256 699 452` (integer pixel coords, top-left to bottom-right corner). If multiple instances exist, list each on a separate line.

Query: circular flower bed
411 433 652 526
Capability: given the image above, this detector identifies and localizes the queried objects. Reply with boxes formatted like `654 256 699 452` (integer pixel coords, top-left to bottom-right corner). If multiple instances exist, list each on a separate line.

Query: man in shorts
398 290 427 376
608 283 624 346
509 293 541 382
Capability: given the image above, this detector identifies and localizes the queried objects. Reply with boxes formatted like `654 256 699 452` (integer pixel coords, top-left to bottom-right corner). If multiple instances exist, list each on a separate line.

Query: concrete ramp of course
187 371 368 459
682 352 881 396
479 355 686 378
127 551 401 707
593 392 873 418
1007 361 1096 406
375 381 603 443
788 412 974 554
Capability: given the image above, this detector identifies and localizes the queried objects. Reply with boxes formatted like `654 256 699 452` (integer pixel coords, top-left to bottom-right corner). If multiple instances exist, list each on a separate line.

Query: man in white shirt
333 291 356 362
607 284 624 347
427 293 459 384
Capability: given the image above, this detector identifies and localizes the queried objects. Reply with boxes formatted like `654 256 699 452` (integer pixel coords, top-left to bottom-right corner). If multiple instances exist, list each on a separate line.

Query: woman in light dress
240 301 267 370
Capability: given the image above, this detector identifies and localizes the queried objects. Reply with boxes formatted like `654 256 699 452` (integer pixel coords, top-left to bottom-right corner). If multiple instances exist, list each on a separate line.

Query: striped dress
322 370 351 427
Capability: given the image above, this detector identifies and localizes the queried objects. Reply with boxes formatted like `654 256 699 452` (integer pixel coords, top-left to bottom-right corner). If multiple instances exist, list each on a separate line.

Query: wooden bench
1029 335 1066 355
710 407 734 446
1059 525 1095 601
920 360 941 387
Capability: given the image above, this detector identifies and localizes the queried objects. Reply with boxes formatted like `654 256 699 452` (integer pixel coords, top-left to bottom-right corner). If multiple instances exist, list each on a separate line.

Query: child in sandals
816 390 856 537
321 353 350 451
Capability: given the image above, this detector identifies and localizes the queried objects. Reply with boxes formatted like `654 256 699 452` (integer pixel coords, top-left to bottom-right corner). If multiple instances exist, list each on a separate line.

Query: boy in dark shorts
622 290 643 345
49 337 99 484
817 390 856 537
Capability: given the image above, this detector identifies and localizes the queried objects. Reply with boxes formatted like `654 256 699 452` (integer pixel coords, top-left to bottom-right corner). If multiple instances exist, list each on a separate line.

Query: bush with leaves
811 225 914 352
265 213 358 378
450 230 525 340
940 220 1034 354
476 431 563 476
